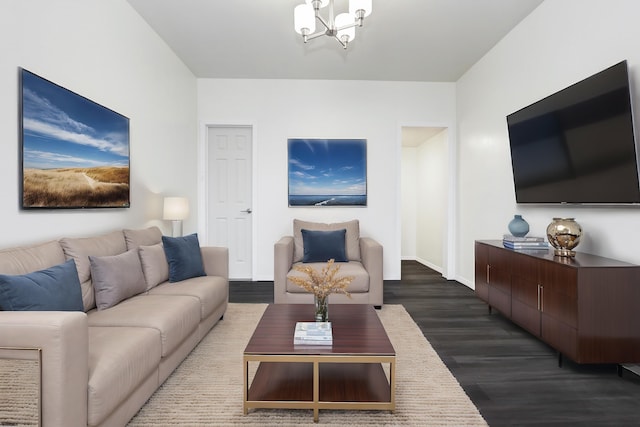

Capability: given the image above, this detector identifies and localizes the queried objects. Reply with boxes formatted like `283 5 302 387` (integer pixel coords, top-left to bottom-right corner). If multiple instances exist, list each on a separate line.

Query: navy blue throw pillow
0 260 83 311
301 229 348 263
162 233 206 282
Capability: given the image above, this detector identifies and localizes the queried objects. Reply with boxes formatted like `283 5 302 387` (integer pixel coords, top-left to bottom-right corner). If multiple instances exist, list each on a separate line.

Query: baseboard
414 257 443 275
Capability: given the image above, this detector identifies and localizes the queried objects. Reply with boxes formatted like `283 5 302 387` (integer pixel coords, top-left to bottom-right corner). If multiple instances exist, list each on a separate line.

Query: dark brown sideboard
475 240 640 364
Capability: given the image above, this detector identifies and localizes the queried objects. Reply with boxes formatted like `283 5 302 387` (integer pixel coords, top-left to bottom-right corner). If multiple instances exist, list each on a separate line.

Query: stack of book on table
503 234 549 250
294 322 332 346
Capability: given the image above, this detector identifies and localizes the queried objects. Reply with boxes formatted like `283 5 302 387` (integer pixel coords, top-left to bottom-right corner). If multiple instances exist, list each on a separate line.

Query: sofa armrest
0 311 88 427
360 237 383 307
274 236 294 303
201 246 229 279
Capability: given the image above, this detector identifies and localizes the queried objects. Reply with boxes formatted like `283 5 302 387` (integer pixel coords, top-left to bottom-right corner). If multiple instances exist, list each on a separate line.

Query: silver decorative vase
546 218 582 257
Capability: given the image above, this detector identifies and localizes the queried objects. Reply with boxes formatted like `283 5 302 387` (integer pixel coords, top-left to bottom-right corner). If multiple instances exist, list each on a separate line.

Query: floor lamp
163 197 189 237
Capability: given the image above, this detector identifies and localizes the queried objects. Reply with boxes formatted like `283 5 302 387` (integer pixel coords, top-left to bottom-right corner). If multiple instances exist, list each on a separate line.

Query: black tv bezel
506 60 640 206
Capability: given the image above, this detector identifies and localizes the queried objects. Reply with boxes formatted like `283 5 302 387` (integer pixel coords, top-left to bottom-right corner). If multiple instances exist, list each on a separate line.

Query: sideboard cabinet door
511 254 542 337
487 245 512 317
540 262 578 360
474 242 489 302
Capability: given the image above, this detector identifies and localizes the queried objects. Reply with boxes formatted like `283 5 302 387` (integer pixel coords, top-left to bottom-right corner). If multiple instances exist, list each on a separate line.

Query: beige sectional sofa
0 227 229 427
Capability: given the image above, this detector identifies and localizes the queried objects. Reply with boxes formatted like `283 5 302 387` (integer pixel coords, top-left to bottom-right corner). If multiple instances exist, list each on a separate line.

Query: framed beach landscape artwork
20 68 130 209
288 138 367 207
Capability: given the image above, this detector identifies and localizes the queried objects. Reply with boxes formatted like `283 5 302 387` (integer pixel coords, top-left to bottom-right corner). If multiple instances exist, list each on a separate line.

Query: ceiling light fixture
294 0 372 49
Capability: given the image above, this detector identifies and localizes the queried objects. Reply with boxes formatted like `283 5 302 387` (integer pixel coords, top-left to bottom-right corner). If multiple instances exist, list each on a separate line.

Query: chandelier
294 0 372 49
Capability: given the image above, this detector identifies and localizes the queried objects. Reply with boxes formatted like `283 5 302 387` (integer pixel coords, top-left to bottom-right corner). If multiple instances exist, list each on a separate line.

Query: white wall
401 147 418 258
198 79 456 280
416 130 448 271
456 0 640 287
0 0 197 247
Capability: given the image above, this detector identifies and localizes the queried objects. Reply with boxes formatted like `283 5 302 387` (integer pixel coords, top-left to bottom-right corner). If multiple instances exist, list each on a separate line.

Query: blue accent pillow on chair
162 233 206 282
0 260 84 311
301 229 348 263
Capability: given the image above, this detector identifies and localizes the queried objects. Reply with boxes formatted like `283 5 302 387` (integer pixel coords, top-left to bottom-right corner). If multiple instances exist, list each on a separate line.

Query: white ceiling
127 0 544 82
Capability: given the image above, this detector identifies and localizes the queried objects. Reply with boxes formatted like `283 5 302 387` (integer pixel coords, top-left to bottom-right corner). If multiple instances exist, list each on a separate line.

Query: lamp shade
349 0 372 17
163 197 189 220
294 4 315 34
336 13 356 42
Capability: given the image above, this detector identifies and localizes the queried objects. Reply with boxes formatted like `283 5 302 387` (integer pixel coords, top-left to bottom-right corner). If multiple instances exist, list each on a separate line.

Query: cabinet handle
537 284 543 311
540 285 544 312
486 265 490 283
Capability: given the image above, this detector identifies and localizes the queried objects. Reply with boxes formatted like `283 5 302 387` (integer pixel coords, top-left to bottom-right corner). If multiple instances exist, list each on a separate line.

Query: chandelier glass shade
294 0 372 49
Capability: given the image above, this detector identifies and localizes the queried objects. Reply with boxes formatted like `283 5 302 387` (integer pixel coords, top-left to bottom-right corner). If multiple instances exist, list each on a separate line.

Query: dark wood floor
229 261 640 426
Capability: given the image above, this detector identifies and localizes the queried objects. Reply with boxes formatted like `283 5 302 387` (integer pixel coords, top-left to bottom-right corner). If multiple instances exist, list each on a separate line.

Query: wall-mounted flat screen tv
20 68 130 209
506 60 640 204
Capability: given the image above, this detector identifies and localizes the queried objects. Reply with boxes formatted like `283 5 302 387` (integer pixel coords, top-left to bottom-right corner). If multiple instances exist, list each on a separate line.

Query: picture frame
288 138 367 207
20 68 130 209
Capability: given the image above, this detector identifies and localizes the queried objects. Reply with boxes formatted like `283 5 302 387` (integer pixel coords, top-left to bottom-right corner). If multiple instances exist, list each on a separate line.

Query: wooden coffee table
243 304 396 422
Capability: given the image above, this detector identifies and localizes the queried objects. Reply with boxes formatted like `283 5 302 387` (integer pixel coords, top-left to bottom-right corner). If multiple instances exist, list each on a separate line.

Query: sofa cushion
149 275 228 321
162 234 206 282
0 240 66 275
138 244 169 290
123 226 163 250
89 249 147 310
87 294 200 357
301 229 348 263
294 219 360 262
0 259 83 311
60 230 127 311
286 261 369 293
87 326 161 426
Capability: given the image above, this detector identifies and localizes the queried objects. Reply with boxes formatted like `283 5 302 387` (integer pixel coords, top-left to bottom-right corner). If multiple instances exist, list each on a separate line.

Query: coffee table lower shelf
243 355 395 422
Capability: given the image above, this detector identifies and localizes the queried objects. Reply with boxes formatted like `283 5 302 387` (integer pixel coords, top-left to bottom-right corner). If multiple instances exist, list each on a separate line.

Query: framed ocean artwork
288 138 367 207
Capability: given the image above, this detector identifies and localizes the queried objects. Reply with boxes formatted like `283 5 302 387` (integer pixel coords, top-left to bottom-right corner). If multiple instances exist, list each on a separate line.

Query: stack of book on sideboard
294 322 333 346
503 234 549 250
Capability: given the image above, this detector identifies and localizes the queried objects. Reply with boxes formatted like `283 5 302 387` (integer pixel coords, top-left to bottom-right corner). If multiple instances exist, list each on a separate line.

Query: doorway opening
400 126 453 279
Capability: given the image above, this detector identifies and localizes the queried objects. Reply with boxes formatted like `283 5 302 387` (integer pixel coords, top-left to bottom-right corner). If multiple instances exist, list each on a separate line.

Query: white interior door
206 125 252 279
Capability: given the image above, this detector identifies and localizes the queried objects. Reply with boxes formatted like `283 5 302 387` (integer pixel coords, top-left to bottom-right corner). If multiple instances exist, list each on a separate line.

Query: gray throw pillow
138 244 169 290
89 249 146 310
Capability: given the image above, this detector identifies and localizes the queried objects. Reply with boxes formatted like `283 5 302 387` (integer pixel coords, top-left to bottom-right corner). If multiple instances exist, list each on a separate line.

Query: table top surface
243 304 395 356
477 239 640 268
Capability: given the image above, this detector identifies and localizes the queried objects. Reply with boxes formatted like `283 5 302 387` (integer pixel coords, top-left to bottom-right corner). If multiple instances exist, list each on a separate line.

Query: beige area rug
128 303 487 426
0 357 39 426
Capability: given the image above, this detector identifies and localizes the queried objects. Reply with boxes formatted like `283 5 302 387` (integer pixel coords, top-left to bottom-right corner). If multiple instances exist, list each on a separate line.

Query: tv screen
506 60 640 204
20 68 130 209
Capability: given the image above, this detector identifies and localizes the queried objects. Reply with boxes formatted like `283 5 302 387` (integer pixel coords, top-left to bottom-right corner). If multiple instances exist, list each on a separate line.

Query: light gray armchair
274 219 383 308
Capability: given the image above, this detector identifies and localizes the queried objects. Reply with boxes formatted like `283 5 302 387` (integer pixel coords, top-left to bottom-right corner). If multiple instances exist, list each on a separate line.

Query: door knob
241 208 252 214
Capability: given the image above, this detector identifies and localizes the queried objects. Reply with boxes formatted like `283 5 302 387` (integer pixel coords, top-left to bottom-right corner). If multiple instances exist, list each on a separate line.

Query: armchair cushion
301 229 348 262
0 259 83 311
293 219 361 262
287 261 370 293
